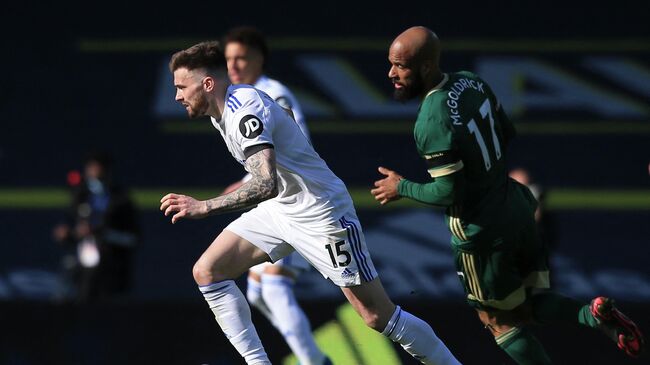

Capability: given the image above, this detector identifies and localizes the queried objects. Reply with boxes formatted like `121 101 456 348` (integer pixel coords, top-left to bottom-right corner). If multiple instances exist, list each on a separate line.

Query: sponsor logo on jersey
425 152 445 160
239 114 264 139
226 94 242 113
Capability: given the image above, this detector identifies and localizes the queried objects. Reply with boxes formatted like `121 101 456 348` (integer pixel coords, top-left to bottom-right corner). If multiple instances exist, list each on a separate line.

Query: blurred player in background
161 40 460 365
53 150 140 303
372 26 644 364
508 167 556 253
222 26 328 365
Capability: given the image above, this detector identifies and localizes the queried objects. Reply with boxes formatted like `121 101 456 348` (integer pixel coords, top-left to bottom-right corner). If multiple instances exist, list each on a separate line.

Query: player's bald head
388 26 443 101
390 26 440 67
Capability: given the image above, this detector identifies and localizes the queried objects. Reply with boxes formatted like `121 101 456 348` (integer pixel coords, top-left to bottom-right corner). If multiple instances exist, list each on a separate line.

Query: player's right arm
205 147 278 213
394 102 461 207
221 173 252 195
395 148 460 207
160 148 278 223
204 92 280 215
397 173 457 206
371 163 458 207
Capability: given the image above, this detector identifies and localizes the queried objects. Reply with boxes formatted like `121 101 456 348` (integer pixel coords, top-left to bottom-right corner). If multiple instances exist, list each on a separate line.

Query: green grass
282 303 401 365
0 188 70 208
546 189 650 210
335 303 401 365
1 188 649 210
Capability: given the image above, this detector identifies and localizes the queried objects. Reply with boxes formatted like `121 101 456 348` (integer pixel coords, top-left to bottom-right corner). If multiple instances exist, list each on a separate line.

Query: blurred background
1 1 648 364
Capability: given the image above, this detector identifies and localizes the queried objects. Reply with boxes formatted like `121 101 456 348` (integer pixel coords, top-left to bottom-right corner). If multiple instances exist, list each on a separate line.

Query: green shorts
452 218 550 311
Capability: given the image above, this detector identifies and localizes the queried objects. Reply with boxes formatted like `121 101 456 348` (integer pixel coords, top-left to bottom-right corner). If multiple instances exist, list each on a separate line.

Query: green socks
494 292 601 364
496 327 552 364
530 292 599 328
578 304 600 328
493 292 602 364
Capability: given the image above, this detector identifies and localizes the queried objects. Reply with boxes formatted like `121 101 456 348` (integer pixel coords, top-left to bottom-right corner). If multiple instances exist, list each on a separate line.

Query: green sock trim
497 327 552 365
495 327 523 346
578 304 600 328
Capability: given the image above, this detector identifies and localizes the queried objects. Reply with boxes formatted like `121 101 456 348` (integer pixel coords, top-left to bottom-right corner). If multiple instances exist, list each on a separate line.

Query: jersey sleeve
231 91 275 159
415 100 463 178
398 174 455 206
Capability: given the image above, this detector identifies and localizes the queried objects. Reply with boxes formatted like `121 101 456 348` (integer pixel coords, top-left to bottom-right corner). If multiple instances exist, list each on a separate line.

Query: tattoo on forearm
206 149 278 215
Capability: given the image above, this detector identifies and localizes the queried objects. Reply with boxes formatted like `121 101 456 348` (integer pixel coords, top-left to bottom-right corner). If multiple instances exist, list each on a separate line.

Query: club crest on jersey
239 115 264 139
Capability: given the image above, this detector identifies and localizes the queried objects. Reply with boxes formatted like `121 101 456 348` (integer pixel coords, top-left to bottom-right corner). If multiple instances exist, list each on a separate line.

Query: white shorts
226 205 377 287
249 251 311 278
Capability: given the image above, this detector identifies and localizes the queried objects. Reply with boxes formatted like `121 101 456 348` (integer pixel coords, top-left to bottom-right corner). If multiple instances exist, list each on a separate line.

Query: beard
393 75 425 102
187 93 210 118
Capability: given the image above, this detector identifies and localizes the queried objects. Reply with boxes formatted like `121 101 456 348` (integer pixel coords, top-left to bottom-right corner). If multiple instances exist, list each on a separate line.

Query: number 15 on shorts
325 241 351 268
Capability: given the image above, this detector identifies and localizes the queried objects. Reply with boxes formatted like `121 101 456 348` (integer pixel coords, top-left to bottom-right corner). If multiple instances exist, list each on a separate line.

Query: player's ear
202 76 214 92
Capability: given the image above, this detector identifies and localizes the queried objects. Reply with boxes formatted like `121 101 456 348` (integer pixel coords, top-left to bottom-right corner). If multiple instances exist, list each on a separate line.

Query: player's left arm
160 147 278 223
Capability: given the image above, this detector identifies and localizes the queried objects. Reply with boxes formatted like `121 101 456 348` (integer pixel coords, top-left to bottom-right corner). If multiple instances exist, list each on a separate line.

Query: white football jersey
211 84 353 220
254 75 309 140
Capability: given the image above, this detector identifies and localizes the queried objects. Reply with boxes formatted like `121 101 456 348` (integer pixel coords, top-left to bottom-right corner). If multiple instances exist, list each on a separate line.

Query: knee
192 261 220 285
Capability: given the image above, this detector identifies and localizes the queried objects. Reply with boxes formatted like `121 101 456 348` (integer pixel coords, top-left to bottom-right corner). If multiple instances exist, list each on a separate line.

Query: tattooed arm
206 147 278 214
160 147 278 224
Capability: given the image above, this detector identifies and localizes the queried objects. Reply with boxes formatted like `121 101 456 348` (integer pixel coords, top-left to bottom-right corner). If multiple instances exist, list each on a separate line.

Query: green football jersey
413 71 535 244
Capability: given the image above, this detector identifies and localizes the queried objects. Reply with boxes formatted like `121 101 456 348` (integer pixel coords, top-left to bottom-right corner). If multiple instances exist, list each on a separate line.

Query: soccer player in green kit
371 26 645 364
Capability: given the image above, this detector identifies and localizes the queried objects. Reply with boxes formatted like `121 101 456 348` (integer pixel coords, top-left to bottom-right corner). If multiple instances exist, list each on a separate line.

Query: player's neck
427 71 445 90
420 71 445 99
210 83 230 119
252 73 264 84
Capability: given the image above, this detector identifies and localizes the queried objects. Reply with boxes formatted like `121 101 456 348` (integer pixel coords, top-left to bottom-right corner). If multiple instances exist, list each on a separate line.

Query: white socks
200 281 271 365
381 306 461 365
246 277 278 327
260 274 326 365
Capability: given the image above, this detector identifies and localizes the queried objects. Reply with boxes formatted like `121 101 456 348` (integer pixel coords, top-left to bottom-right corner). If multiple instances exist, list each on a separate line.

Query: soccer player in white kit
221 26 328 365
161 41 461 365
